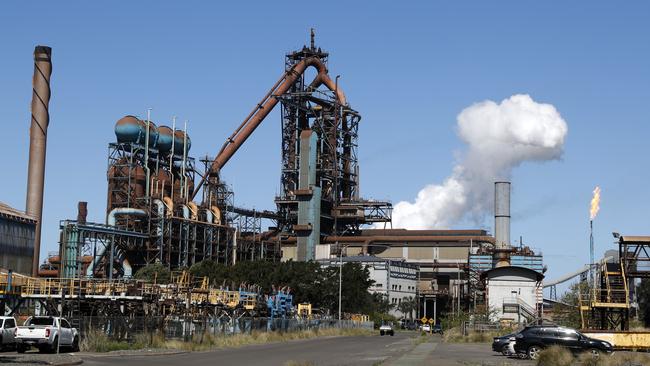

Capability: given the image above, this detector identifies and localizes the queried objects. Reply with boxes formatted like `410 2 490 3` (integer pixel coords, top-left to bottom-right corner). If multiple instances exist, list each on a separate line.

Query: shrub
536 345 573 366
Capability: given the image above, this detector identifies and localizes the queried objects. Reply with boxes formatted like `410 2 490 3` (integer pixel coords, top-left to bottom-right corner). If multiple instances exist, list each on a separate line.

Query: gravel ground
0 351 82 366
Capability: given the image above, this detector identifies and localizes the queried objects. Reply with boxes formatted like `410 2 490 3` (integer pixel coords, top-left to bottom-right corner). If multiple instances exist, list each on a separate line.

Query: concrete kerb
50 359 84 366
78 349 189 358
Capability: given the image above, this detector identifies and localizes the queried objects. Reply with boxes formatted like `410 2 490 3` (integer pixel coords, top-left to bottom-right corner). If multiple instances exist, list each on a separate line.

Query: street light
337 227 353 322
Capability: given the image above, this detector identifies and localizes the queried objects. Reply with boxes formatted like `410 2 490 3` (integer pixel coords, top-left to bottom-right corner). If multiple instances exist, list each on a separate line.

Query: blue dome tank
157 126 174 153
115 116 145 144
173 130 191 155
145 121 159 148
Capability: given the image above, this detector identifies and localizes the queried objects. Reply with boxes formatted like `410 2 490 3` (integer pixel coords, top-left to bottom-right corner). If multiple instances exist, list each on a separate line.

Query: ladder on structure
579 262 629 330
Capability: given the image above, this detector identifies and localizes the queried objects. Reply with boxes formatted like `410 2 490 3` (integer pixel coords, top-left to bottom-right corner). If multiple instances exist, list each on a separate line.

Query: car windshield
26 317 55 326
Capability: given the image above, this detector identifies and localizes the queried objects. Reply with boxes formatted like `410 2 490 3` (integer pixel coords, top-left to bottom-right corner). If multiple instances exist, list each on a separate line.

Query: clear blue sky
1 1 649 290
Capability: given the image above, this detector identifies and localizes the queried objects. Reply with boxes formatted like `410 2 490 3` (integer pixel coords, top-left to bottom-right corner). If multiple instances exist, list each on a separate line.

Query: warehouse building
0 202 36 275
319 255 418 318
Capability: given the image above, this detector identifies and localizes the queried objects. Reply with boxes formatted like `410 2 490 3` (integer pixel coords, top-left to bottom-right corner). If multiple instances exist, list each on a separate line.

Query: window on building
376 283 382 288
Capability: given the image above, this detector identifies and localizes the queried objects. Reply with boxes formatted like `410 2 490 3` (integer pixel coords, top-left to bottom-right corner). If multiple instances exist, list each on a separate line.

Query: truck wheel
71 336 80 352
17 345 27 353
380 331 385 336
390 331 394 336
50 337 59 354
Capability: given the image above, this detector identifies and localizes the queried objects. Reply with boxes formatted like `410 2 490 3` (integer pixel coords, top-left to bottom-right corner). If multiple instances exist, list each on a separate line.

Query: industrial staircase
579 262 629 330
503 297 537 323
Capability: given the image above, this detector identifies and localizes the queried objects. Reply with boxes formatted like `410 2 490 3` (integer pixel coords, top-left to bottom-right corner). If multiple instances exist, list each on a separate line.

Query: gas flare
590 186 601 221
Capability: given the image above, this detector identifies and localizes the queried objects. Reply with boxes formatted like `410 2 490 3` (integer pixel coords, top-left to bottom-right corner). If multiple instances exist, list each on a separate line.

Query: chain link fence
73 316 373 341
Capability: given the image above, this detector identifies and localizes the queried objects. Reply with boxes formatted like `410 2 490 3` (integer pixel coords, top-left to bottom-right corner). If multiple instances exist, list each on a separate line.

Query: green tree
553 281 588 329
637 278 650 326
134 263 171 284
397 296 417 320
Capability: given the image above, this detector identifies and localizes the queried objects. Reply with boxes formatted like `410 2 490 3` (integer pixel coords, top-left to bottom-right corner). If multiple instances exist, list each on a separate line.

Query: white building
319 255 418 319
482 266 544 324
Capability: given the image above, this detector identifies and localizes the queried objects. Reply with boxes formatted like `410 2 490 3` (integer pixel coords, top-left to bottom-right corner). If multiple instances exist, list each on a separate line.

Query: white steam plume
391 94 568 229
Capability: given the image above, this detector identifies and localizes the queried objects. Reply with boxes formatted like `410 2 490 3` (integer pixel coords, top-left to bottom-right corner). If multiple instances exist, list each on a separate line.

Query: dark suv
514 325 613 360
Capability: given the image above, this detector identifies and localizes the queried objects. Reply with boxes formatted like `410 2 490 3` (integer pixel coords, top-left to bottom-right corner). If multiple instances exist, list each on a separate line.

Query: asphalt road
81 333 415 366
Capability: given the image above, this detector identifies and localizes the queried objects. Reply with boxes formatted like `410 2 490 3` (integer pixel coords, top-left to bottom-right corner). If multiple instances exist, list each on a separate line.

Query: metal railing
502 297 537 320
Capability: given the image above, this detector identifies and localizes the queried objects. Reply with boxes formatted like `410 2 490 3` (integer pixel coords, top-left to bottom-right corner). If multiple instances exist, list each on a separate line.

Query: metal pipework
86 207 146 277
494 181 511 249
191 56 347 200
26 45 53 277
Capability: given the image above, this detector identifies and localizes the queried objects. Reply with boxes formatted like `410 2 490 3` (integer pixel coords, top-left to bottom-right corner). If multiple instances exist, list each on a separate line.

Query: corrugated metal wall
0 218 35 275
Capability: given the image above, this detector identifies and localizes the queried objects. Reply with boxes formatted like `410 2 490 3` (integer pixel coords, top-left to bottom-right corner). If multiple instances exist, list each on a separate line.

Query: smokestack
26 45 52 277
494 181 511 249
77 201 88 225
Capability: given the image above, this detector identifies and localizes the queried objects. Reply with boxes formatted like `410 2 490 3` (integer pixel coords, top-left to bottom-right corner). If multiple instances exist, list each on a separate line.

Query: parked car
0 316 17 350
514 325 613 360
432 324 443 334
492 333 516 355
14 316 79 353
421 324 431 332
379 324 394 336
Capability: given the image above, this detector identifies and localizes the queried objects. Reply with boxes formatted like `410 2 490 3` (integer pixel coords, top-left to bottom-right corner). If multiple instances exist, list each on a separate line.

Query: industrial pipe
162 197 174 218
210 206 221 225
26 45 53 277
188 202 198 220
86 208 146 277
191 56 347 200
153 199 165 237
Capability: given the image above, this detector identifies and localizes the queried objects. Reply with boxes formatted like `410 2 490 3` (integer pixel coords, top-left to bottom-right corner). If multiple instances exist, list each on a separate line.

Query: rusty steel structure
26 46 53 277
190 32 391 261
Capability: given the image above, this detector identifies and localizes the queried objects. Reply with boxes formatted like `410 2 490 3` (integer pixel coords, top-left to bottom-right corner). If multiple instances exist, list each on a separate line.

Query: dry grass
536 346 650 366
536 345 574 366
283 361 314 366
574 351 650 366
80 329 140 352
442 327 508 343
82 327 372 353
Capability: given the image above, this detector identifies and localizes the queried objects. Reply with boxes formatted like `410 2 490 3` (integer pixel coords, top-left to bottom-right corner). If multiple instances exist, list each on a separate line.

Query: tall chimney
26 45 52 277
494 181 511 249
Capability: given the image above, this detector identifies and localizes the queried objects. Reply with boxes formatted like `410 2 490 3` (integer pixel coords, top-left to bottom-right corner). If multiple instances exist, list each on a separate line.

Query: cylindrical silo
494 181 511 249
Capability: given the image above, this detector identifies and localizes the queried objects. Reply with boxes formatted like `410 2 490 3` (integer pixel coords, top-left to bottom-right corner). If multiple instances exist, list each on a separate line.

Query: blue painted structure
267 290 294 320
296 130 320 261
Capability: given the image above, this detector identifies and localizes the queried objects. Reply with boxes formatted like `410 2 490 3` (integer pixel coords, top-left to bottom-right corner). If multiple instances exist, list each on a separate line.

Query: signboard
428 318 435 324
421 317 428 324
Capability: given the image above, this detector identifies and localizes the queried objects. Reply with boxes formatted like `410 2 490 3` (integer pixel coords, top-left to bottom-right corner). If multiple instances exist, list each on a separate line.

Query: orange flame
590 186 601 221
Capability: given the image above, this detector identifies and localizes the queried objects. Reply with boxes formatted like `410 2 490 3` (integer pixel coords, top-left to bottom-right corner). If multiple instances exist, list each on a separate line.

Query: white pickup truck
0 316 17 350
15 316 79 353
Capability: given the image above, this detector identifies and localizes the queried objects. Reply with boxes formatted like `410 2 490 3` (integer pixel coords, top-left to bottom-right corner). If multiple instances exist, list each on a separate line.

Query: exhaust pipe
26 45 52 277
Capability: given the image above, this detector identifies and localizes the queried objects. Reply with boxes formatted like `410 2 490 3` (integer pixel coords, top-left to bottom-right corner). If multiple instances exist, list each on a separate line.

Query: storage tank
173 130 192 155
157 126 174 153
115 116 160 148
146 121 160 148
107 158 148 210
155 169 172 197
115 116 145 144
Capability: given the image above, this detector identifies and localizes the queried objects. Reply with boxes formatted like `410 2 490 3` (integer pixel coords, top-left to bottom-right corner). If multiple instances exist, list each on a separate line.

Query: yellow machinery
1 270 260 316
298 303 312 318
